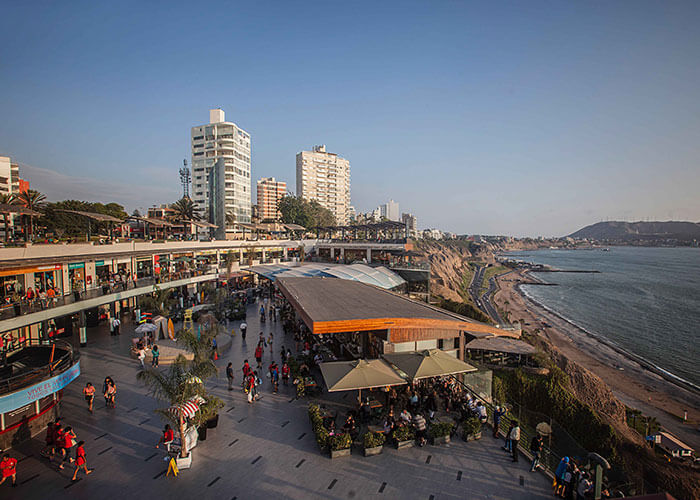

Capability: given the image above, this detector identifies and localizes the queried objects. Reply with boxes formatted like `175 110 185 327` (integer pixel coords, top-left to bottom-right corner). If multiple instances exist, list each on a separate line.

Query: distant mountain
568 221 700 243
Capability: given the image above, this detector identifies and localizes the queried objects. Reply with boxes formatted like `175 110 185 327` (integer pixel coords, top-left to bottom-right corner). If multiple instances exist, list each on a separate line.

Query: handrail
0 338 78 395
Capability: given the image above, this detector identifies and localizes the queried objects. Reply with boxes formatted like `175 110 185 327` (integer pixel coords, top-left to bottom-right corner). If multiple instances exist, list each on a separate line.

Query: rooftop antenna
179 158 191 198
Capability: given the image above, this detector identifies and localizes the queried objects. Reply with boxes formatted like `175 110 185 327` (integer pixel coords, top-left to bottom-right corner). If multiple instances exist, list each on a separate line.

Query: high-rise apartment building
257 177 286 222
191 109 252 237
401 212 418 237
0 157 20 196
380 200 400 221
296 145 350 225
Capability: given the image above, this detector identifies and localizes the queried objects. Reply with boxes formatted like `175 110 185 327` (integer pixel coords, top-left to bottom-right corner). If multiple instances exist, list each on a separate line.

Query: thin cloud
18 163 179 211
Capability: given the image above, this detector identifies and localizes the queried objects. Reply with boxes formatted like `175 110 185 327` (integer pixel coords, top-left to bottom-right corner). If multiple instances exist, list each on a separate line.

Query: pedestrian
156 425 174 451
255 342 264 370
280 346 286 363
413 412 427 447
281 361 290 385
530 434 543 472
211 337 218 360
509 421 520 462
554 456 570 496
151 345 160 367
226 362 234 390
503 420 514 452
267 333 274 353
137 346 146 369
111 316 121 335
576 472 592 500
269 361 279 393
42 418 60 458
240 321 247 340
0 454 17 487
105 380 117 408
493 405 506 438
59 426 77 469
71 441 93 482
83 383 95 412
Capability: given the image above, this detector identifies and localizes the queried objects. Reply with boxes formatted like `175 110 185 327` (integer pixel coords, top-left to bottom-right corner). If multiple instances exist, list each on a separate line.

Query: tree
170 197 201 237
0 193 17 243
138 284 176 317
278 194 336 228
16 189 46 240
137 326 220 459
41 200 128 238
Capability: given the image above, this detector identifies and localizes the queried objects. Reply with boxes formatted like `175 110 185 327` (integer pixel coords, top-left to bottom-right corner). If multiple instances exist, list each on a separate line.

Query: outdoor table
368 399 383 409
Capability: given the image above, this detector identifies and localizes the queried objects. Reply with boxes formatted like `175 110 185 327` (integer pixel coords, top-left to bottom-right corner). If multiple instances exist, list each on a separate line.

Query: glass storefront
68 263 85 292
136 258 153 278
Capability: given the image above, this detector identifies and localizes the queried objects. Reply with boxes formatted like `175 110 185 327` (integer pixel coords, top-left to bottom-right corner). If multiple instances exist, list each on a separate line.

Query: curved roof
248 262 405 290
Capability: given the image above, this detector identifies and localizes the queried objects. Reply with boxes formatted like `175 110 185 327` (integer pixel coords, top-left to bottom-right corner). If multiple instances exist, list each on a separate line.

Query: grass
480 265 509 295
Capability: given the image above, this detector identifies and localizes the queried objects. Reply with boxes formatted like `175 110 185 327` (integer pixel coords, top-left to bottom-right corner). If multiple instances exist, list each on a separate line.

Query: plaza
2 299 552 500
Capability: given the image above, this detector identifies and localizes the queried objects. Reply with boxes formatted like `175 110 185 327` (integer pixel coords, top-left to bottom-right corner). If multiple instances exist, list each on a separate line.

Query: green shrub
462 416 482 436
315 425 330 451
363 431 386 449
429 421 454 438
392 425 415 442
328 433 352 451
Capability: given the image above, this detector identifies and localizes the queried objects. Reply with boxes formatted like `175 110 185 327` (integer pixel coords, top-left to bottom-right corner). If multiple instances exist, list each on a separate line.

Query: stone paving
2 300 553 500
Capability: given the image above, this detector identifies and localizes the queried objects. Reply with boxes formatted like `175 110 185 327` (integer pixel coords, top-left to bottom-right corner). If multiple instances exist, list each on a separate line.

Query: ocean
506 247 700 389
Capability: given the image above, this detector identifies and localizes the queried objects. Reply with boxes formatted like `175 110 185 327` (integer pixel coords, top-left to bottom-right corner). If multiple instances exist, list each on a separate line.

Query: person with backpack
530 434 543 471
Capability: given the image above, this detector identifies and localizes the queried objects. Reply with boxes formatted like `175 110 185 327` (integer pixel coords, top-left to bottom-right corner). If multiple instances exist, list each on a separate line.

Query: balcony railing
1 338 78 395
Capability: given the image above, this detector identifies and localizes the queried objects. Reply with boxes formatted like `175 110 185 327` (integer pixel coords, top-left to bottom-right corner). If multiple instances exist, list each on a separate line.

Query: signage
95 260 105 266
0 264 61 278
0 362 80 414
68 263 85 270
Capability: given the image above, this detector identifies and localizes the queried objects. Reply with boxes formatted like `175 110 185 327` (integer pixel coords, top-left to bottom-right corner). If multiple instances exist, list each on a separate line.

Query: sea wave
519 282 700 394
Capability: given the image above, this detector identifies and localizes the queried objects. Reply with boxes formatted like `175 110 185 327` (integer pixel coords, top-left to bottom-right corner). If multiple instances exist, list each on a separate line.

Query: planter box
330 448 351 459
396 439 414 450
176 453 192 469
206 415 219 429
364 445 383 457
431 434 451 445
463 431 482 442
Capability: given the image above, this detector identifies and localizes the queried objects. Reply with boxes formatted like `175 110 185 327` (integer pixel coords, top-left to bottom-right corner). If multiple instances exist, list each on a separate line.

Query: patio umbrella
382 349 478 381
320 359 406 392
135 323 158 334
536 422 552 436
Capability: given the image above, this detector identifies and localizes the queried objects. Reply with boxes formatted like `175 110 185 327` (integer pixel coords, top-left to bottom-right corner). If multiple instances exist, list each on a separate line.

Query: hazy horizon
1 1 699 237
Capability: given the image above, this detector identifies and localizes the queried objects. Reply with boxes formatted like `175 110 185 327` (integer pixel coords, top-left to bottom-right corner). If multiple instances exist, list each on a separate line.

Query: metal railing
1 338 78 395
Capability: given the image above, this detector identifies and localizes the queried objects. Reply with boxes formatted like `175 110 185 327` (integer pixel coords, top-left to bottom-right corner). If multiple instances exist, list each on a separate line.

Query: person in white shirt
137 348 146 369
509 422 521 462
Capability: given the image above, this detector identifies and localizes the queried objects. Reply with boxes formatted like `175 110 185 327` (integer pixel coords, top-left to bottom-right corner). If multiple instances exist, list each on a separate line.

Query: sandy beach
492 269 700 450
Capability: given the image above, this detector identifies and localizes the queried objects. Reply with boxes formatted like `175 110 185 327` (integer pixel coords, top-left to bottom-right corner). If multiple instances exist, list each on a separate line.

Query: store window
96 262 111 284
0 275 25 303
136 258 153 279
34 271 58 294
68 263 85 292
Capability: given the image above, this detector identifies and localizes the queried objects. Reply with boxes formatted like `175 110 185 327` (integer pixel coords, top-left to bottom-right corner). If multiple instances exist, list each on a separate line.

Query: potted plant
462 416 482 441
429 421 454 445
392 424 416 449
137 326 219 470
363 431 385 456
329 433 352 459
199 397 224 429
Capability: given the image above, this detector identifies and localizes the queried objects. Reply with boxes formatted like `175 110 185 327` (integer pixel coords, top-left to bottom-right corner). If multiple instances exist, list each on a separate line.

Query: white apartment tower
191 109 252 236
296 145 351 224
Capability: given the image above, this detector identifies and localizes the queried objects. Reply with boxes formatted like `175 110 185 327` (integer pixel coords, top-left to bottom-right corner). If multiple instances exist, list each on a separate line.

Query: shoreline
492 269 700 450
518 275 700 395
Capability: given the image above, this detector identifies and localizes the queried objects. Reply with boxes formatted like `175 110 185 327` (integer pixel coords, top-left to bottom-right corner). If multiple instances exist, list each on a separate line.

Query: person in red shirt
156 425 174 451
58 426 76 469
71 442 93 482
281 362 290 386
0 454 17 487
254 343 264 369
41 418 61 458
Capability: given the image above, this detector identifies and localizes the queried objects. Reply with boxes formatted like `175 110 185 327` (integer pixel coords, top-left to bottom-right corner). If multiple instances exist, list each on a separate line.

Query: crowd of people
39 417 94 482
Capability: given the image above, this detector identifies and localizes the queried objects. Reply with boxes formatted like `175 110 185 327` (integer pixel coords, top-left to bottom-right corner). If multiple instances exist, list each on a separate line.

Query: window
193 135 203 140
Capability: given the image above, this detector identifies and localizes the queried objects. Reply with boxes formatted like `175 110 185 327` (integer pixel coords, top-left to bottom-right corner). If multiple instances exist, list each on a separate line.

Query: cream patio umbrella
319 359 407 402
382 349 478 381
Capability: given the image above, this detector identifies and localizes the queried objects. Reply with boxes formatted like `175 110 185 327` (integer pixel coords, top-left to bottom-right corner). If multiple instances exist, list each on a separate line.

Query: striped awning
168 396 205 419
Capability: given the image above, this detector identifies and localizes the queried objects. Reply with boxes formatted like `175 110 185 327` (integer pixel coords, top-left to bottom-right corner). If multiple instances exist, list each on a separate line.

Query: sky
1 1 699 237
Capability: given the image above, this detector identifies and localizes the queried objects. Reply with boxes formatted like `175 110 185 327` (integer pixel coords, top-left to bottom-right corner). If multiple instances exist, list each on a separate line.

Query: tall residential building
257 177 286 222
402 212 418 236
191 109 252 237
296 145 350 225
380 200 400 221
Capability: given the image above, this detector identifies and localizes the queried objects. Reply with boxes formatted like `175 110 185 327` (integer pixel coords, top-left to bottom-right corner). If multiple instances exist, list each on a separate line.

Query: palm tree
225 210 237 230
170 197 200 239
137 327 219 459
16 189 46 241
0 193 17 243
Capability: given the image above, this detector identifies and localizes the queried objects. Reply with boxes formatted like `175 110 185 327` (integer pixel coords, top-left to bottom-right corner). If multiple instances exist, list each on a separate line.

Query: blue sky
1 1 698 236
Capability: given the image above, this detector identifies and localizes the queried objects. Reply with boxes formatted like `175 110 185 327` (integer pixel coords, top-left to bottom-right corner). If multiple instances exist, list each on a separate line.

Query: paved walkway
3 300 553 499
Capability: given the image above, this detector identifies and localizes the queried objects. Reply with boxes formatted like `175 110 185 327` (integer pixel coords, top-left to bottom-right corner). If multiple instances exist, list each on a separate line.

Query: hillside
569 221 700 243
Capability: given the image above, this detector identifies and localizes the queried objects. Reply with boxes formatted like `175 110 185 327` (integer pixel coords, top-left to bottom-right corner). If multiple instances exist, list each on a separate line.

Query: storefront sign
95 260 105 266
68 262 85 270
0 264 61 278
0 362 80 414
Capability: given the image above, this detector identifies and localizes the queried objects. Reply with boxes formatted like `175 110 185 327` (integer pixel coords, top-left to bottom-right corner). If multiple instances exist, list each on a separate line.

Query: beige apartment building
296 145 351 224
257 177 286 222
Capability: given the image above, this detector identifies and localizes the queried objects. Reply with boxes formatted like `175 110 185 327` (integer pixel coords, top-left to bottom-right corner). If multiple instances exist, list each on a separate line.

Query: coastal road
481 276 504 324
468 265 486 309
